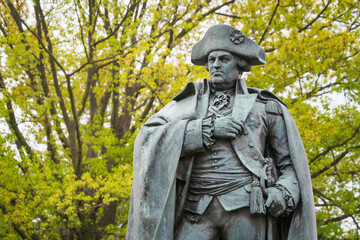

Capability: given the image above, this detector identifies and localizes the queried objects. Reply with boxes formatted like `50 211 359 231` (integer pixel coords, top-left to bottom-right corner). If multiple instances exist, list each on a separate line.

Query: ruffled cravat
208 91 233 117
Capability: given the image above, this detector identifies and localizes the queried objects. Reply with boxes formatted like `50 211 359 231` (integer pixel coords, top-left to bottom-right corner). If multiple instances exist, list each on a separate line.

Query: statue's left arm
265 101 300 217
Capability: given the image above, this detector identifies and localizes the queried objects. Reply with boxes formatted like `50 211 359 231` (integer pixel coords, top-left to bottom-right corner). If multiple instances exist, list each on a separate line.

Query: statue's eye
208 58 215 63
221 57 230 62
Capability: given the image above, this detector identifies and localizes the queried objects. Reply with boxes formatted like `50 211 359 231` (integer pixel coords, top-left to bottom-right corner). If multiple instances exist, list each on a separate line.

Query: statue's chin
210 77 236 91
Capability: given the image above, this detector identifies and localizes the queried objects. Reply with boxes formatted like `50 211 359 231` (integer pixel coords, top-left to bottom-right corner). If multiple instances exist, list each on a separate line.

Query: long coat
126 79 317 240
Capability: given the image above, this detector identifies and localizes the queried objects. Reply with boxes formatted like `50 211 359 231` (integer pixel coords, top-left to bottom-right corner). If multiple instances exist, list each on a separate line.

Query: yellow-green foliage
0 0 359 239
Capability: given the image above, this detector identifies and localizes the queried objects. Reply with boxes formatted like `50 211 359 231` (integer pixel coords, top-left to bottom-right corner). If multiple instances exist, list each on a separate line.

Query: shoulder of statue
248 87 287 115
173 80 204 101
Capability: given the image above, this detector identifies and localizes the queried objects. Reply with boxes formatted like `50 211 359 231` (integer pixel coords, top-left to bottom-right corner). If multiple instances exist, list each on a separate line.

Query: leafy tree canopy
0 0 359 239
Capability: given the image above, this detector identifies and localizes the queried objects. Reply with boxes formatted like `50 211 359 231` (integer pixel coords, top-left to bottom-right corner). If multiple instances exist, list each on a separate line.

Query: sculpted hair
237 57 252 72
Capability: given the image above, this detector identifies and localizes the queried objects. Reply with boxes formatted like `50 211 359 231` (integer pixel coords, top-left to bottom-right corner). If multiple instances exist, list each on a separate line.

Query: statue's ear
205 63 209 72
173 82 197 101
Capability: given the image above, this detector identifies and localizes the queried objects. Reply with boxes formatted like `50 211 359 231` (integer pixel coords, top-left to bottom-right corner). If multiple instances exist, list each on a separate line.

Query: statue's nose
213 58 221 68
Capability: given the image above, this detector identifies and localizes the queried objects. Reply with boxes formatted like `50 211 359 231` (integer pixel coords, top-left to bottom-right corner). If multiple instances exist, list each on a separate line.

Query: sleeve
266 101 300 210
182 118 204 155
181 116 215 157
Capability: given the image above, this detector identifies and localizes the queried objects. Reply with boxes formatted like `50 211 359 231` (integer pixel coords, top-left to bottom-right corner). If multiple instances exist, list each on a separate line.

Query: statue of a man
126 25 317 240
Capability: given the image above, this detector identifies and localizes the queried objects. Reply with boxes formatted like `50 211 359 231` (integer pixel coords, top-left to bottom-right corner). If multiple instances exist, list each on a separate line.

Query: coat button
253 155 259 160
249 143 254 148
293 180 297 184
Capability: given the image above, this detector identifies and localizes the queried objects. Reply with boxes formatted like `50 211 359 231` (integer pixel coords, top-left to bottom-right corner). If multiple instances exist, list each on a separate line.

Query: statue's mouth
212 71 224 76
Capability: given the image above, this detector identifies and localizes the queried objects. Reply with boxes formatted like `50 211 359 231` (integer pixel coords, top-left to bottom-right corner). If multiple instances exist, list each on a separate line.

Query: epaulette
173 81 204 101
265 101 283 115
248 87 287 107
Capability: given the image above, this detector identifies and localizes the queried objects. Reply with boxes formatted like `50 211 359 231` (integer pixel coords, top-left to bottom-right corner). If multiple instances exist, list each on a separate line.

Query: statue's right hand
213 117 244 139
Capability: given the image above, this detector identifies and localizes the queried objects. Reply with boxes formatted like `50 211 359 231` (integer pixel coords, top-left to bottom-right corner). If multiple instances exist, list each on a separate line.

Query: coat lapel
232 79 258 121
231 79 262 177
196 80 210 118
232 94 258 121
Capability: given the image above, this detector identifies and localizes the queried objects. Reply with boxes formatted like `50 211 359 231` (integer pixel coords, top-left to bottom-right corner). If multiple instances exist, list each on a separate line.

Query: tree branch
258 0 280 45
312 145 360 178
0 72 34 159
92 0 140 47
6 1 68 76
310 125 360 164
74 0 89 60
34 0 81 174
324 214 353 224
214 12 242 19
298 0 332 33
174 0 236 43
129 96 155 134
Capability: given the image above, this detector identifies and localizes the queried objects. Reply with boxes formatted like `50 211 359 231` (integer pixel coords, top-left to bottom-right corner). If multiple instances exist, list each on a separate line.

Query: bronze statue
127 25 317 240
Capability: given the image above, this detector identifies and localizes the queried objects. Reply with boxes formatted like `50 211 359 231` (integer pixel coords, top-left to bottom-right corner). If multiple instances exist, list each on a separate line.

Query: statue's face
207 50 239 91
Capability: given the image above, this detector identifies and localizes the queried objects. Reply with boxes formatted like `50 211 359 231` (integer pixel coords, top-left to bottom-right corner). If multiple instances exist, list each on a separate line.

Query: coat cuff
182 119 204 154
202 115 215 148
274 184 295 215
276 173 300 209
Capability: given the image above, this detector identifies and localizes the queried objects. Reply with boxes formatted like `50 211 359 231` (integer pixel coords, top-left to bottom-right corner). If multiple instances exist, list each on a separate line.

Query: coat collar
197 79 258 121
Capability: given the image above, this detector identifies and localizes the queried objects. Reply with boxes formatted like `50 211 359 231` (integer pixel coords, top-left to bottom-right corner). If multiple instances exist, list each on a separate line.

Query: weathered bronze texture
127 24 317 240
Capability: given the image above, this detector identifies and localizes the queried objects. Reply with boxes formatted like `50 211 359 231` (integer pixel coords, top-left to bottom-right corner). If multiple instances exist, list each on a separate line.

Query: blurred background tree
0 0 359 239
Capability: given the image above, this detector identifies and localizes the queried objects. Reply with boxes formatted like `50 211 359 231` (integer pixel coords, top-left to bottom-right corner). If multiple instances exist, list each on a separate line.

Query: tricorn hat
191 24 266 66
